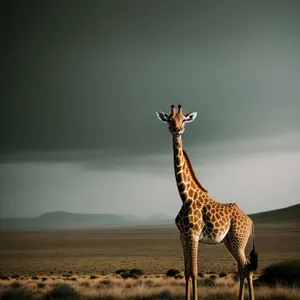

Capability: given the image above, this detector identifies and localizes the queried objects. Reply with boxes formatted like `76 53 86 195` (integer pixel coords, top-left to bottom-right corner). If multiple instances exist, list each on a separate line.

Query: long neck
172 137 194 202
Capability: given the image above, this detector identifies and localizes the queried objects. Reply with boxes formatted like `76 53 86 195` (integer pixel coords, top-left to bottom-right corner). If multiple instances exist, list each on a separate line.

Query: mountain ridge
0 204 298 230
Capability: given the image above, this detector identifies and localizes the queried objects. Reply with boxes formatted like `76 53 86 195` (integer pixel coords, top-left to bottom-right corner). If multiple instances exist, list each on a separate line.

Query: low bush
116 269 129 274
258 259 300 287
166 269 180 277
200 277 216 287
233 272 239 282
121 272 132 279
219 272 227 278
130 268 144 277
11 282 22 289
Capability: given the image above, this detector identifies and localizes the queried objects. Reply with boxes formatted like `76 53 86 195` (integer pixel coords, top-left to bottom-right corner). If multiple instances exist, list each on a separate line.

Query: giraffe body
156 105 258 300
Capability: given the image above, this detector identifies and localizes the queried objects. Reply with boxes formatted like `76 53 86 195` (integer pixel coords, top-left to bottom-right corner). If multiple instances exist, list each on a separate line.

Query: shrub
116 269 129 274
71 277 77 281
203 277 216 287
258 259 300 287
0 276 9 280
198 272 204 278
46 284 79 299
233 272 239 282
42 277 47 281
131 273 140 279
32 276 38 280
121 272 132 279
209 275 217 280
99 279 112 287
219 272 227 278
90 275 98 280
166 269 180 277
130 268 144 277
11 282 22 289
37 283 46 289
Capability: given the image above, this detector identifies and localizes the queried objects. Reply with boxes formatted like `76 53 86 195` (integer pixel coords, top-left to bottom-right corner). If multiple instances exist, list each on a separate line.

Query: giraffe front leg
189 234 199 300
180 233 191 300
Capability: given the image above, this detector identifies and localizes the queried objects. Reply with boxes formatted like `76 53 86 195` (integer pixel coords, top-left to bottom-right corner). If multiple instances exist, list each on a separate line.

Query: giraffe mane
182 149 208 193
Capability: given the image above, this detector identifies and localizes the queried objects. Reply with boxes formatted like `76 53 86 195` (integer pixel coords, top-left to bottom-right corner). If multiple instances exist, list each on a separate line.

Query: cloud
2 1 300 158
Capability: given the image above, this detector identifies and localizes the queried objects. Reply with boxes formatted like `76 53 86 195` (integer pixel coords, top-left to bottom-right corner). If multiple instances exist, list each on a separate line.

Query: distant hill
0 211 173 230
0 204 298 230
0 211 131 229
249 204 300 225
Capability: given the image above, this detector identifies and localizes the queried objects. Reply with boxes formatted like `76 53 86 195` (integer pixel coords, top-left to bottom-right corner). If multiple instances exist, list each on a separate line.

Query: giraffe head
156 105 197 139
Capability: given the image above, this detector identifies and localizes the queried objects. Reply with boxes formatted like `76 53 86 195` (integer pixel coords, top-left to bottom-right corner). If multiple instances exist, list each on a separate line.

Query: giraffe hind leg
224 235 252 300
246 270 255 300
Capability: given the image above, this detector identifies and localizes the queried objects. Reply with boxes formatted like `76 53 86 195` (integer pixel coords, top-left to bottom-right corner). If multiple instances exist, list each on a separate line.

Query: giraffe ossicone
156 105 258 300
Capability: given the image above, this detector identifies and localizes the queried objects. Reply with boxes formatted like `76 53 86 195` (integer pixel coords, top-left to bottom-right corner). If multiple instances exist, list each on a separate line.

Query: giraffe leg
180 234 191 300
189 234 199 300
224 236 247 300
246 271 255 300
238 264 246 300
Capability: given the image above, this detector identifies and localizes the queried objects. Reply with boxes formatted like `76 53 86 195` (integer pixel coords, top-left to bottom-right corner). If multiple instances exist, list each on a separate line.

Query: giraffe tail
249 222 258 272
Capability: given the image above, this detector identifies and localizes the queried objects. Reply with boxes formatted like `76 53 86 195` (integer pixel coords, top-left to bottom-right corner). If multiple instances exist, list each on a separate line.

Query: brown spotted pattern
173 137 255 300
158 105 256 300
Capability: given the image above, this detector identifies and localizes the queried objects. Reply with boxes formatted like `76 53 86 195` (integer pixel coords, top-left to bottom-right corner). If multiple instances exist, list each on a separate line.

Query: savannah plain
0 211 299 299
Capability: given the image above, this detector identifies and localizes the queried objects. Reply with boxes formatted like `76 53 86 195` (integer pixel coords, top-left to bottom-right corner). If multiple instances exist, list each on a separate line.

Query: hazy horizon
1 1 300 218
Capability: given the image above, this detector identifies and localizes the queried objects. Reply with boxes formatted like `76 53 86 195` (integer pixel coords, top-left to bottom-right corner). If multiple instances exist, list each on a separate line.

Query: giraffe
156 105 258 300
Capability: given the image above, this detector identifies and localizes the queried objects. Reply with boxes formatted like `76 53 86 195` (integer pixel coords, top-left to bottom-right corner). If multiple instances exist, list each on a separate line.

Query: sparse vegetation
0 274 299 299
0 207 299 299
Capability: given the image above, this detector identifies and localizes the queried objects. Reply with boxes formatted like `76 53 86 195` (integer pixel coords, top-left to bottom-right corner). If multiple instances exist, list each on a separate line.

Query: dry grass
0 223 299 298
0 275 299 299
0 224 299 276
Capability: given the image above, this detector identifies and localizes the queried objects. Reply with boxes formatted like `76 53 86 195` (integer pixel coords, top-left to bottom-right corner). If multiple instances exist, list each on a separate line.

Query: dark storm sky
1 1 300 218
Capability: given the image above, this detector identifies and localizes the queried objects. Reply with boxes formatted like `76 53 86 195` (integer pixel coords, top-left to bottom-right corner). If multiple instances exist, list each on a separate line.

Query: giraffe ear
156 111 169 123
184 112 197 123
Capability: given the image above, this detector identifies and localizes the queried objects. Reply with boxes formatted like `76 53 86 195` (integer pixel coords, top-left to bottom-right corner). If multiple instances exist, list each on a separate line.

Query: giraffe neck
173 137 198 203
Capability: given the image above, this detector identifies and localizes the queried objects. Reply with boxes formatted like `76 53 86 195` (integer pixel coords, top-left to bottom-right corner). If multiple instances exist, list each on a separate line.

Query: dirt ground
0 223 299 276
